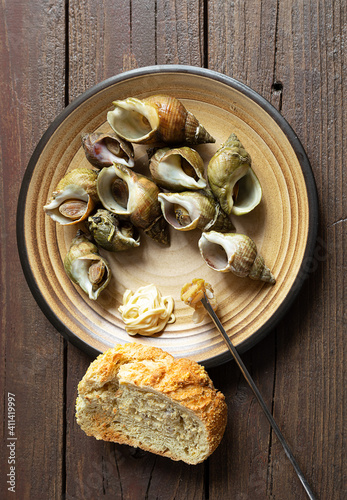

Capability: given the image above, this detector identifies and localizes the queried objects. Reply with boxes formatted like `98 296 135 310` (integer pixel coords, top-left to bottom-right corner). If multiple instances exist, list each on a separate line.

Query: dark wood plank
207 0 278 99
207 1 343 498
270 1 346 498
0 1 66 499
156 0 204 65
65 0 155 496
68 0 131 96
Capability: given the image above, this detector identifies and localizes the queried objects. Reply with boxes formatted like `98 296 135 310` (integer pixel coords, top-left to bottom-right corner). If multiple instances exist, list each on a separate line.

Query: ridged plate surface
17 66 318 367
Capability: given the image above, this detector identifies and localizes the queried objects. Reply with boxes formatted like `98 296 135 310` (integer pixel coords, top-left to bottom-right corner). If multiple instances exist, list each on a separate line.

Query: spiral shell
158 190 234 233
198 231 276 284
207 133 262 215
107 94 215 145
64 231 111 299
149 146 207 191
88 209 140 252
81 132 135 168
97 164 169 245
43 168 99 225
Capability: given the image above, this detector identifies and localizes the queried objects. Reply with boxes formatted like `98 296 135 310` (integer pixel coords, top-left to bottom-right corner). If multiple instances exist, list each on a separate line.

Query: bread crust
76 343 227 464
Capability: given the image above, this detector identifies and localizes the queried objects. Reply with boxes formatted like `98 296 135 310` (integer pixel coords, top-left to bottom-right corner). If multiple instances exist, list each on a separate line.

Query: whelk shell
158 190 234 233
198 231 276 284
107 94 215 145
64 230 111 299
81 132 134 168
97 163 169 245
149 146 207 191
88 209 140 252
43 168 98 225
207 133 262 215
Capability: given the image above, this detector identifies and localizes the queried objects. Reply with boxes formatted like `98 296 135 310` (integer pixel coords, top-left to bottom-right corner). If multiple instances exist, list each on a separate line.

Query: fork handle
201 296 316 500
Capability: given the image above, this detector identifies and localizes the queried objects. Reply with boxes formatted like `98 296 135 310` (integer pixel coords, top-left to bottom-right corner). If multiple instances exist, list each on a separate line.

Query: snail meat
181 278 218 324
64 231 111 300
43 168 99 225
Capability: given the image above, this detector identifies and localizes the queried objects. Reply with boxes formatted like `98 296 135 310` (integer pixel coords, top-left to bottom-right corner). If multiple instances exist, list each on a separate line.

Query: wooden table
1 1 345 499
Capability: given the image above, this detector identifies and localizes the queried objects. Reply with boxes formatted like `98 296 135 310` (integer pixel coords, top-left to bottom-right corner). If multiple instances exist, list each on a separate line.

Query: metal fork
201 294 316 500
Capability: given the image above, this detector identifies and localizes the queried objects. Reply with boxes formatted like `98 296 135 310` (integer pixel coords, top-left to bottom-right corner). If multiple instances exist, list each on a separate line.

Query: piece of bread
76 342 227 464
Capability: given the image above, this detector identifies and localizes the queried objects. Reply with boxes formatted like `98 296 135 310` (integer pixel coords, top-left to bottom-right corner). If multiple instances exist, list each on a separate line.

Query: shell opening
43 186 91 225
200 240 229 270
107 98 159 142
95 140 134 167
115 220 141 248
221 163 249 213
159 154 206 189
158 194 199 231
112 179 129 209
103 137 121 156
232 168 262 215
181 158 199 181
199 232 237 272
120 221 137 239
71 256 109 300
97 165 132 215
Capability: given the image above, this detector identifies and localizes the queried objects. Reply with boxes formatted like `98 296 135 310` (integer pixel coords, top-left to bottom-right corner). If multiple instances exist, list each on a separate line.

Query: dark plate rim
16 64 319 367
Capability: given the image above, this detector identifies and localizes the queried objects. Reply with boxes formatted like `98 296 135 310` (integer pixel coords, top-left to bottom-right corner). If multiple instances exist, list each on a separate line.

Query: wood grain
0 1 66 499
0 0 345 499
208 0 277 99
271 1 346 498
156 0 204 65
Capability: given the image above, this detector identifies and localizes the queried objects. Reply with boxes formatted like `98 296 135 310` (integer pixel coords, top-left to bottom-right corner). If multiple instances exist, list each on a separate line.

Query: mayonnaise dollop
118 284 175 336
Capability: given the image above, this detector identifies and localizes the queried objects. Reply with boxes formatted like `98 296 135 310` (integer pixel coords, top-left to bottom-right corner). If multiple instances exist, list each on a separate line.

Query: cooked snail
88 209 140 252
149 146 207 191
107 94 215 145
198 231 276 284
97 164 169 245
158 190 234 233
81 132 134 168
207 133 262 215
64 230 111 299
43 168 99 225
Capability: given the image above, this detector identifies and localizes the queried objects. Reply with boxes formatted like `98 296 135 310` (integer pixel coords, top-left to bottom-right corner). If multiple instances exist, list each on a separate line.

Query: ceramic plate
17 66 318 367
